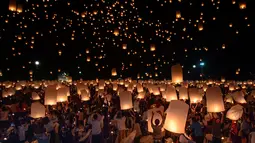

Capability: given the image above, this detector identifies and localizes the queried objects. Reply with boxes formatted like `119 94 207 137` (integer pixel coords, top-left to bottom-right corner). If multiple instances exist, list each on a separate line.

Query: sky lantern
189 88 202 103
44 85 57 105
179 87 188 100
32 92 40 100
226 104 243 121
239 2 246 9
112 83 118 91
81 89 90 101
164 100 189 134
152 85 160 95
98 80 105 89
232 91 247 104
198 23 203 31
31 102 45 119
176 11 181 19
150 44 156 51
86 57 91 62
137 91 145 99
17 4 22 13
206 87 225 112
111 68 117 76
122 44 127 50
113 29 119 36
136 83 144 93
165 85 178 102
9 0 16 12
119 91 133 110
171 64 183 84
57 88 68 102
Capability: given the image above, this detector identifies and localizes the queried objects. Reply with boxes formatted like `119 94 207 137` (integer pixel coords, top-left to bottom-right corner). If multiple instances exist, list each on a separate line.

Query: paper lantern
151 85 160 95
198 23 203 31
81 89 90 101
76 83 86 95
119 91 133 110
9 0 16 11
189 88 202 103
32 92 40 100
147 106 164 132
171 64 183 84
226 104 243 120
111 68 117 76
225 95 233 103
113 29 119 36
17 4 22 13
150 44 156 51
232 91 247 104
31 102 45 118
165 86 177 102
112 83 118 91
122 44 127 50
164 100 189 134
127 83 134 92
44 86 57 105
179 87 188 100
206 87 225 112
176 11 181 19
137 92 145 99
136 83 143 93
57 88 68 102
98 80 105 90
239 2 246 9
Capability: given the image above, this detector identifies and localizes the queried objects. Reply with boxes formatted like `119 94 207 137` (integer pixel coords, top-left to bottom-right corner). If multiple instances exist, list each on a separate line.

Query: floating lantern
137 92 145 99
150 44 156 51
165 86 177 102
189 88 202 103
232 91 247 104
136 83 144 93
44 85 57 105
198 23 203 31
179 87 188 100
164 100 189 134
17 4 22 13
152 85 160 95
98 80 105 90
119 91 133 110
171 64 183 84
122 44 127 50
32 92 40 100
226 104 243 120
57 88 68 102
9 0 16 11
239 2 246 9
81 89 90 101
113 29 119 36
111 68 117 76
112 83 118 91
206 87 225 112
176 11 181 19
31 102 45 118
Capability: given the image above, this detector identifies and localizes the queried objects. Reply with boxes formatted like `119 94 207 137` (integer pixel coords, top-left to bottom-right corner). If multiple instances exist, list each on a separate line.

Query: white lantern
9 0 16 11
171 64 183 84
152 85 160 95
164 100 189 134
119 91 133 110
44 85 57 105
137 92 145 99
112 83 118 91
232 91 247 104
206 87 225 112
81 89 90 101
57 88 68 102
31 102 45 118
136 83 144 93
32 92 40 100
189 88 202 103
179 87 188 100
226 104 243 120
165 86 178 102
111 68 117 76
98 80 105 90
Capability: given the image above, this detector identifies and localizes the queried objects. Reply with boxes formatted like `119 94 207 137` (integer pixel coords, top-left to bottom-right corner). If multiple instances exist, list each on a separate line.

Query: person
88 113 103 143
18 120 28 143
114 111 126 143
211 112 224 143
230 120 241 143
151 111 165 143
190 117 203 143
241 114 251 143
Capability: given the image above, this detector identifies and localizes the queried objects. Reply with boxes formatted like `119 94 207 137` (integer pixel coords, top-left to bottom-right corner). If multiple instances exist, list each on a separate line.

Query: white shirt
88 114 103 135
18 124 28 141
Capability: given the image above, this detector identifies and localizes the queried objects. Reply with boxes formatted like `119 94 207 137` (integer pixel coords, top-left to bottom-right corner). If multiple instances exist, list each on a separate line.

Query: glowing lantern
164 100 189 134
150 44 156 51
239 2 246 9
44 85 57 105
226 104 243 120
122 44 127 50
189 88 202 103
171 64 183 84
136 83 144 93
113 29 119 36
198 23 203 31
206 87 225 112
232 91 247 104
137 92 145 99
81 89 90 101
98 80 105 90
221 77 226 82
15 84 22 90
112 83 118 91
17 4 22 13
165 86 178 102
32 92 40 100
229 84 235 91
127 83 134 92
9 0 16 11
57 88 68 102
31 102 45 118
176 11 181 19
179 87 188 100
119 91 133 110
86 57 91 62
152 85 160 95
111 68 117 76
147 106 164 132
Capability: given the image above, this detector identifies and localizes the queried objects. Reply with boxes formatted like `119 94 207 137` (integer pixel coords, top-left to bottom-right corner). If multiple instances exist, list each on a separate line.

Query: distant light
35 61 40 65
193 65 196 68
200 62 205 66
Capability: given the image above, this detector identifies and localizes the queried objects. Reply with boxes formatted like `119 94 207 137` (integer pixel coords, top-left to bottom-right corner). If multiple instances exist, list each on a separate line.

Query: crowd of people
0 80 255 143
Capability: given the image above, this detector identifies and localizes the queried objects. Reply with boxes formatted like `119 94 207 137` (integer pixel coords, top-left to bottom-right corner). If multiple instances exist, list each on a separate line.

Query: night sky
0 0 254 81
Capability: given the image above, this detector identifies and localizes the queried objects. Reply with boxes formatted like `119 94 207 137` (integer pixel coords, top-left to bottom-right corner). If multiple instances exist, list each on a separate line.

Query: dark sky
0 0 254 81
